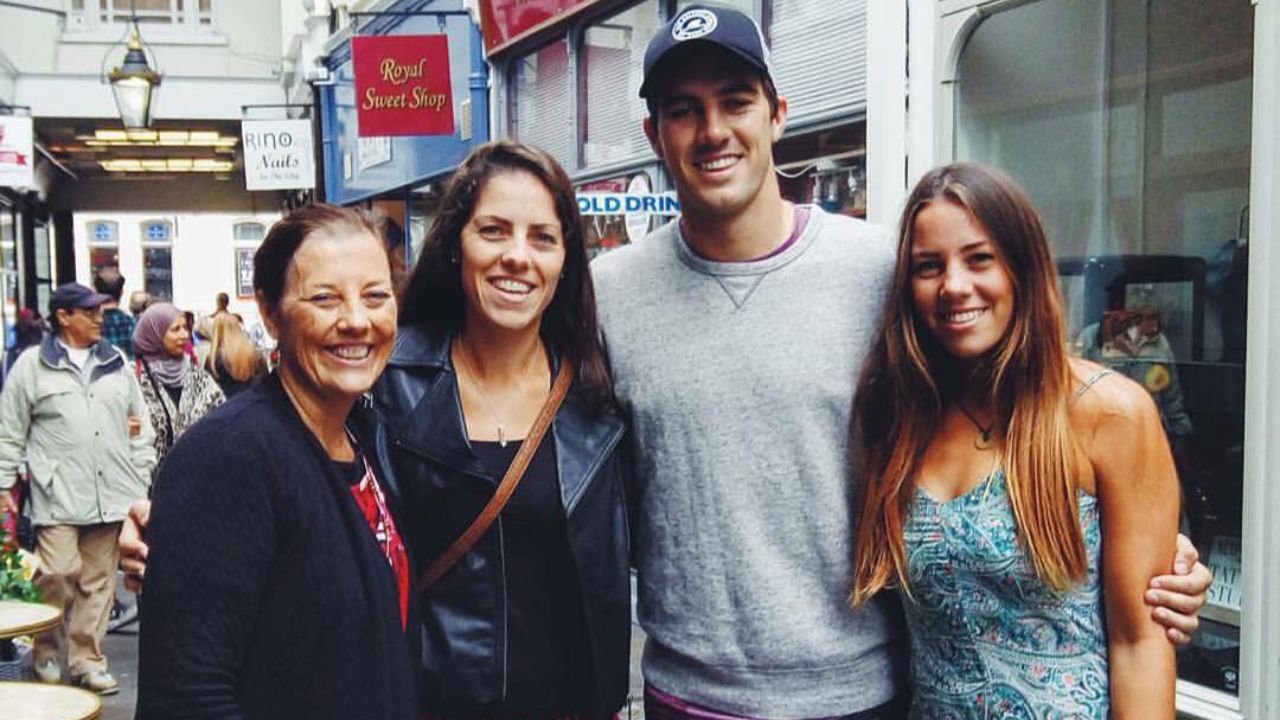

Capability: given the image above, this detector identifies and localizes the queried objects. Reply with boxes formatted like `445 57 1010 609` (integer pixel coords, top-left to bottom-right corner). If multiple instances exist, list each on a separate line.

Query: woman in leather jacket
372 140 631 718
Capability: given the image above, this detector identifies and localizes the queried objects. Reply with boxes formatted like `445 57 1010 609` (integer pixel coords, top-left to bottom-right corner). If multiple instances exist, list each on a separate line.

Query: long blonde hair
207 312 258 382
850 163 1085 605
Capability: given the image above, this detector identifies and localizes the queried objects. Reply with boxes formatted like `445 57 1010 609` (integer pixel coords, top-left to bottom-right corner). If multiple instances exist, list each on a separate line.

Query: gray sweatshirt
591 207 905 718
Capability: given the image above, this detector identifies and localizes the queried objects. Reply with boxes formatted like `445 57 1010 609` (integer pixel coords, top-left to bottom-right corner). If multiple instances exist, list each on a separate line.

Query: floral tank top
902 469 1107 719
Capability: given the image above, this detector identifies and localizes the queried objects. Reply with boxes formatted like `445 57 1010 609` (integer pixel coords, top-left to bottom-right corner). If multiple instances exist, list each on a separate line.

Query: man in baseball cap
0 281 154 695
634 4 787 239
50 281 112 313
596 5 910 718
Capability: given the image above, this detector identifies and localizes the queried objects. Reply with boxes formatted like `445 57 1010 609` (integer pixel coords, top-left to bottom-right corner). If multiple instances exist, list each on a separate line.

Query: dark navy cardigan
138 373 419 719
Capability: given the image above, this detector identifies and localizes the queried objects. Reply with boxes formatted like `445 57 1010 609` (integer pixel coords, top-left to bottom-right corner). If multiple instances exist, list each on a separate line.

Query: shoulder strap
417 356 575 590
1072 368 1114 404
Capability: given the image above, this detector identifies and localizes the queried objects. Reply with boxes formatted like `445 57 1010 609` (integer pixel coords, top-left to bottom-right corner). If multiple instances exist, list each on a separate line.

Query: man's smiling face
644 45 787 223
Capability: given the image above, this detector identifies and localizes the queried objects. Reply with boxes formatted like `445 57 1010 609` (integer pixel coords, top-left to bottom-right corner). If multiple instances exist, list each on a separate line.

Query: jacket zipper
498 517 509 700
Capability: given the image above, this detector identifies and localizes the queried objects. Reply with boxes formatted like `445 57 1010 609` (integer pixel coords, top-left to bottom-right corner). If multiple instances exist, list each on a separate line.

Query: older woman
133 303 224 470
137 205 418 719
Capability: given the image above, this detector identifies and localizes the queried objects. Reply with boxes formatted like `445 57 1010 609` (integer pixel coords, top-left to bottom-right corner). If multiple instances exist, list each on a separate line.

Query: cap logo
671 9 718 41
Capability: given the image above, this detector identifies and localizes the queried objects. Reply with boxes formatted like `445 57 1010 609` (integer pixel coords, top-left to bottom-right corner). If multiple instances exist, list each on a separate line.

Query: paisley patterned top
902 470 1107 719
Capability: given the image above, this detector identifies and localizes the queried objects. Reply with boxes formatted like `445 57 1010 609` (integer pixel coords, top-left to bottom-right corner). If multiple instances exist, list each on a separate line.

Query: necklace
955 401 996 451
453 338 542 448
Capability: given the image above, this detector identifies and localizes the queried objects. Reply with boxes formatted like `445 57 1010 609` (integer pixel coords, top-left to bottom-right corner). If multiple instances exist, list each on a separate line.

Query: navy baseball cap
639 4 773 100
49 282 110 312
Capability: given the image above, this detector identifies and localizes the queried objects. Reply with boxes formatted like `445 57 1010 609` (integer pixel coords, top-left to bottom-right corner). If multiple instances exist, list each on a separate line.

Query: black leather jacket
368 324 631 713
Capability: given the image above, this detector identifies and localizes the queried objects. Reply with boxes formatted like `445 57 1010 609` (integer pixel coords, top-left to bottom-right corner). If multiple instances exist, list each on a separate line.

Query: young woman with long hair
851 163 1178 718
204 311 265 398
380 139 629 717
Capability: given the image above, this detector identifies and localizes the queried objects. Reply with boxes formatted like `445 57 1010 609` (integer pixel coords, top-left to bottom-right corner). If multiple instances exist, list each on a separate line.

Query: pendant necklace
955 401 996 451
454 339 541 448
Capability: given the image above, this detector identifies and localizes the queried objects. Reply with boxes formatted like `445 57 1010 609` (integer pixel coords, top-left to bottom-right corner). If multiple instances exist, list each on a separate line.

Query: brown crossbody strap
417 356 575 590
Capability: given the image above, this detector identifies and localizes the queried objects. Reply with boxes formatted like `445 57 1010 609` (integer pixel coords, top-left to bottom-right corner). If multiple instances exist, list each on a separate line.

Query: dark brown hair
398 140 611 408
253 203 383 318
93 271 126 301
851 162 1084 604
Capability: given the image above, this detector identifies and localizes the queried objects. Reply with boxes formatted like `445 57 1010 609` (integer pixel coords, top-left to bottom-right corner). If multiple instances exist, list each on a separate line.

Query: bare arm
1087 378 1179 719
